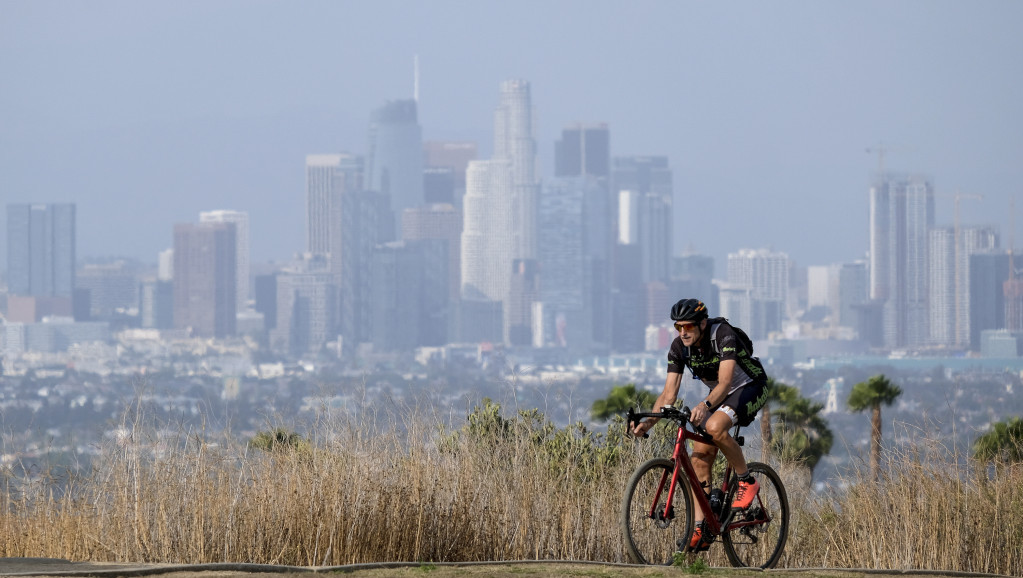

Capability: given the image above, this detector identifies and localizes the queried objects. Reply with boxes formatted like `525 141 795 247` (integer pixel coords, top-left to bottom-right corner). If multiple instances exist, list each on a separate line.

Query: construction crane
865 143 890 175
865 142 912 176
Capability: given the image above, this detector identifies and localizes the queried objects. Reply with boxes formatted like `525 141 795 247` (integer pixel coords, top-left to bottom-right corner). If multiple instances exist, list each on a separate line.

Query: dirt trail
0 558 1009 578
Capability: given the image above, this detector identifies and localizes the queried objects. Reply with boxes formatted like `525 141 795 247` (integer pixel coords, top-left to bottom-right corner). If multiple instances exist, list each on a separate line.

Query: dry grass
792 430 1023 575
2 398 1021 576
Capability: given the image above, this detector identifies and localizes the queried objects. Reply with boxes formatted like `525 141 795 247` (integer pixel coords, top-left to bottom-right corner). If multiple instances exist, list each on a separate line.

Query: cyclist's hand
690 404 709 426
631 419 653 438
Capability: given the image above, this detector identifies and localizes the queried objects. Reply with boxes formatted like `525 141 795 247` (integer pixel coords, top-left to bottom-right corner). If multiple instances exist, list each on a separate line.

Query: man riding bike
630 298 770 552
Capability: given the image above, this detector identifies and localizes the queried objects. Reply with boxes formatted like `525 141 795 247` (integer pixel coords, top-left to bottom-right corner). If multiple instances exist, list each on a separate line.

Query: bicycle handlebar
626 406 714 444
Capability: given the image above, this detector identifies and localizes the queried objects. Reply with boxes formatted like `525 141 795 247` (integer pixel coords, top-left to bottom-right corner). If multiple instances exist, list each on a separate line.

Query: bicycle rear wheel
721 461 789 568
620 458 695 565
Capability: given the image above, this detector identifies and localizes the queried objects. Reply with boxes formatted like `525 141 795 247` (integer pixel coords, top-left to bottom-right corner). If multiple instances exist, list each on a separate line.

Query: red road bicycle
622 405 789 568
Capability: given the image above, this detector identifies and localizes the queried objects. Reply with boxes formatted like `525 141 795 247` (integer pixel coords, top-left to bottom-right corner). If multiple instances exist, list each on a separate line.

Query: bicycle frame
657 420 730 537
632 407 771 538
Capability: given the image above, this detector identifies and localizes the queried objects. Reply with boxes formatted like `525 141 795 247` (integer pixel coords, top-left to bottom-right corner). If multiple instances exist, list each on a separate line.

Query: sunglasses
674 322 698 333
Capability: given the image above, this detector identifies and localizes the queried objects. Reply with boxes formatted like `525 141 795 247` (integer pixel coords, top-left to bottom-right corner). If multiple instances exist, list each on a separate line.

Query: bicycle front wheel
620 458 695 565
721 461 789 569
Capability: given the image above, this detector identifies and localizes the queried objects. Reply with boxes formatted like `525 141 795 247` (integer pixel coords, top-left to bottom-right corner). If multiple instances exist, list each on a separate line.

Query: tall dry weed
2 397 1021 575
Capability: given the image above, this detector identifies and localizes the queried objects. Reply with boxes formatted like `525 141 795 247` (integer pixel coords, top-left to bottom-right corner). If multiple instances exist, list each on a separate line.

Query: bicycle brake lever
626 408 650 438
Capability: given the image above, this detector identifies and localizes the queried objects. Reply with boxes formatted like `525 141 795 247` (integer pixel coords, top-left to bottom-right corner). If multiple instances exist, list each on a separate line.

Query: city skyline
3 2 1021 274
5 73 1021 356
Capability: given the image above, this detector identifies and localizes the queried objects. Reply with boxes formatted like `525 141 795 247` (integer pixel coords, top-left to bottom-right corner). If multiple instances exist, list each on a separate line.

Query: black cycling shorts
715 381 769 427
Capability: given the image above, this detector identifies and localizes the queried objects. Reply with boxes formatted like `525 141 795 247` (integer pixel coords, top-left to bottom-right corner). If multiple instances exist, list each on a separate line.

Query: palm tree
770 394 834 481
591 383 657 422
973 417 1023 464
847 374 903 480
759 379 800 460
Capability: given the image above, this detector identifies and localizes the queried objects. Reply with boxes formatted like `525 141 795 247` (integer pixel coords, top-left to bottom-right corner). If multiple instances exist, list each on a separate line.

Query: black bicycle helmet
670 298 708 322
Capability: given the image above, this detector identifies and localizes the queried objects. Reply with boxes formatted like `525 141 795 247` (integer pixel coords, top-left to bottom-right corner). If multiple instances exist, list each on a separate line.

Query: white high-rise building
200 210 250 312
929 225 998 347
727 248 790 339
460 159 514 303
728 248 789 302
158 248 174 281
807 265 838 310
305 154 363 262
837 261 869 329
869 174 934 348
493 79 539 261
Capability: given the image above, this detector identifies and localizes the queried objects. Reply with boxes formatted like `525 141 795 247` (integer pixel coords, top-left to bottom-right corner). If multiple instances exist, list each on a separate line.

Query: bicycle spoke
621 458 695 565
721 462 789 568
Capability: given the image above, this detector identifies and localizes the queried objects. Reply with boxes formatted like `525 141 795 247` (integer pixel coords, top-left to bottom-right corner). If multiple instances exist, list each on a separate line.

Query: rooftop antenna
413 54 420 103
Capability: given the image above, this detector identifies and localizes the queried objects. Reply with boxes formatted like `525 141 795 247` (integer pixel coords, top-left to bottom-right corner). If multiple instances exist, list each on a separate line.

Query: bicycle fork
648 467 678 524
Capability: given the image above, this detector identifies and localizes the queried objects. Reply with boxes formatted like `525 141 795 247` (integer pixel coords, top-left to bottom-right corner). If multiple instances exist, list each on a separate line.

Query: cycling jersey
666 322 767 396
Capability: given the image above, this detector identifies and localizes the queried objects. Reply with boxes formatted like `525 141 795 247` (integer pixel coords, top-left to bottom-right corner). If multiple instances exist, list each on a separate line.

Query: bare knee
705 414 734 441
705 421 729 440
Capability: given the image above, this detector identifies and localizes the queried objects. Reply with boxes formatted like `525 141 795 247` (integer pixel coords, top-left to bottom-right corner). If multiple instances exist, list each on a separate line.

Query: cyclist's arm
631 371 682 436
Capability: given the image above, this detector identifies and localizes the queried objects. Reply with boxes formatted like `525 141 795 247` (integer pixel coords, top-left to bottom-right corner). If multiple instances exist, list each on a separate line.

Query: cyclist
630 298 770 552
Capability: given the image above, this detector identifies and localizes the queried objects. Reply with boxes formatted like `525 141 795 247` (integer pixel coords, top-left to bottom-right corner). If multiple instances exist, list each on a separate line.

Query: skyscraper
254 273 278 331
369 240 448 351
460 159 514 303
335 189 394 353
7 203 76 298
200 210 250 312
671 253 719 319
366 99 423 223
727 248 790 339
158 248 174 281
423 141 477 207
970 251 1010 350
837 261 869 331
613 156 673 283
611 243 646 353
306 153 377 355
173 222 237 338
402 204 462 301
807 265 837 311
506 259 540 346
270 255 337 356
869 174 934 348
555 123 610 178
536 177 599 349
306 153 363 267
76 262 137 320
139 279 174 329
929 225 998 347
493 79 539 261
555 124 613 348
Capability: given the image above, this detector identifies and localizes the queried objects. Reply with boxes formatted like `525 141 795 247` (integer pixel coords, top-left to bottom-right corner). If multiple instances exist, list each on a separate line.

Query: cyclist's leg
690 439 717 523
707 383 765 478
714 384 769 510
688 439 718 551
704 411 748 476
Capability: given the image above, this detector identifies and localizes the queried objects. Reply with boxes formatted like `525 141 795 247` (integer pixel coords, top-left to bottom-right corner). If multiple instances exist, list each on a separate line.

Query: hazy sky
2 1 1022 275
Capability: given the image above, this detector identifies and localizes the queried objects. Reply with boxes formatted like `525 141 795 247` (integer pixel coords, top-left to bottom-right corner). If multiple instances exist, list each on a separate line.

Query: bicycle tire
620 458 695 565
721 461 789 569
